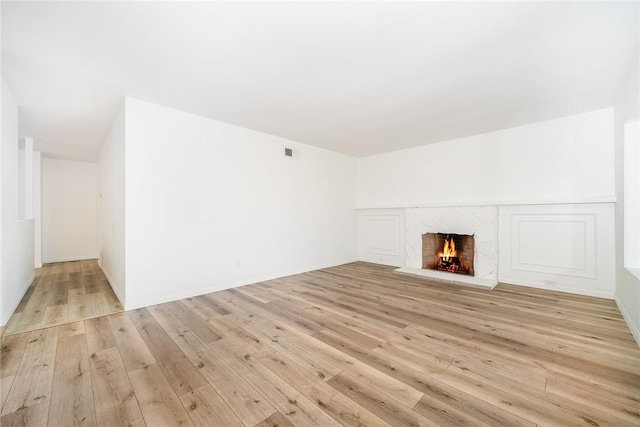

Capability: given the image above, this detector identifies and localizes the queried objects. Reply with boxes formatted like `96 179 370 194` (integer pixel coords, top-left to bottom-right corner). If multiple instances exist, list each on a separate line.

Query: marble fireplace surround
395 206 499 289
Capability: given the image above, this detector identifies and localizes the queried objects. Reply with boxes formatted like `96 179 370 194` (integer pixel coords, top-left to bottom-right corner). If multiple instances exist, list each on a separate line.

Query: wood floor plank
547 371 640 410
269 320 424 408
89 347 145 427
11 281 36 314
128 308 207 396
166 300 222 344
85 316 117 355
58 321 85 339
327 371 436 427
196 294 232 316
179 384 244 427
85 292 111 319
371 342 538 426
0 333 30 378
12 282 51 332
48 333 96 426
206 314 276 358
177 296 222 321
148 304 276 427
546 376 640 424
0 375 15 413
3 313 22 337
42 305 67 327
67 288 89 322
210 338 343 427
128 363 194 427
380 334 633 427
254 411 296 427
226 310 342 381
108 312 156 372
259 350 391 427
235 283 274 303
1 327 58 416
219 291 425 408
0 401 49 427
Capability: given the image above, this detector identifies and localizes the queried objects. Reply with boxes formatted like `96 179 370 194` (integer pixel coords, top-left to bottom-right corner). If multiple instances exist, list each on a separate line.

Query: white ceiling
2 1 638 161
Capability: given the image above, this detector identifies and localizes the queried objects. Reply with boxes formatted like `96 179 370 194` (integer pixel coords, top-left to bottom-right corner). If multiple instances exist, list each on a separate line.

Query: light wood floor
1 262 639 426
3 260 123 336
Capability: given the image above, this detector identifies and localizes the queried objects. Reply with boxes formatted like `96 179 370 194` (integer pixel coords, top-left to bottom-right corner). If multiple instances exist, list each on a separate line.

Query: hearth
422 233 475 276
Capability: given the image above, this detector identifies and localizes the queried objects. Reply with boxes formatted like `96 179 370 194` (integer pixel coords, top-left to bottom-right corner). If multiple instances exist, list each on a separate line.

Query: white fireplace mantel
355 195 616 210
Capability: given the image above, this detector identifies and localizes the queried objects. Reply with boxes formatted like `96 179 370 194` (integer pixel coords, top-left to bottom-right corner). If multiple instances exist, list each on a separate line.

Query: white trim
123 257 358 311
1 272 35 326
499 276 614 299
98 262 125 307
507 213 597 279
357 196 616 210
615 297 640 348
358 209 405 268
42 255 99 264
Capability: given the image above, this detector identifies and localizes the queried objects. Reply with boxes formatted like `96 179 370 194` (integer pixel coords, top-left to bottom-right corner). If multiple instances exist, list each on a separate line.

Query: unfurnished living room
1 1 639 426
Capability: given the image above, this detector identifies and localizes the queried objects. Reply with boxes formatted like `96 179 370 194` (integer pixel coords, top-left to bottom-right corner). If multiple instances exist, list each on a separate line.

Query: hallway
3 260 122 336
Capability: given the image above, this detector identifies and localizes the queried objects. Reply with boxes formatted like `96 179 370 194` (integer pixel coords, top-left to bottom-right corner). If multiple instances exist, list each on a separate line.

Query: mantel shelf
356 196 616 210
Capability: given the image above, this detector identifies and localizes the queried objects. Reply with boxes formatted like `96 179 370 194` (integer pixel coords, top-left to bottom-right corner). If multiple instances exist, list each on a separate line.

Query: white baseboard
98 264 125 307
124 257 359 311
615 297 640 348
43 255 99 264
498 276 614 299
1 272 36 327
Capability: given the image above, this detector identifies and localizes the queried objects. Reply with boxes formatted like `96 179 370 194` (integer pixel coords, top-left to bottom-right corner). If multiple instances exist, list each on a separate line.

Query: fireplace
422 233 475 276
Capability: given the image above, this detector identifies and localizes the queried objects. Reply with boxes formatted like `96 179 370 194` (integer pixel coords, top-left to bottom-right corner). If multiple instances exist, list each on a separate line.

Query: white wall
123 98 357 309
358 109 615 208
614 56 640 345
1 78 35 326
98 104 126 304
34 152 42 268
42 157 99 263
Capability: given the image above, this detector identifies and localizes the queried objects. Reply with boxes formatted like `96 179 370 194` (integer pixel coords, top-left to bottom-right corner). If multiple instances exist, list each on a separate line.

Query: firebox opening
422 233 475 276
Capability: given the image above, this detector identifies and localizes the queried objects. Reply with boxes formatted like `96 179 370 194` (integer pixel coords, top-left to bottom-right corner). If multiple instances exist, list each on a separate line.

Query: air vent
284 148 293 157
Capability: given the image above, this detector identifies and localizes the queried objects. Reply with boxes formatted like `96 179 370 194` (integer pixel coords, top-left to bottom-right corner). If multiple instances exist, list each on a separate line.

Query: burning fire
438 237 457 261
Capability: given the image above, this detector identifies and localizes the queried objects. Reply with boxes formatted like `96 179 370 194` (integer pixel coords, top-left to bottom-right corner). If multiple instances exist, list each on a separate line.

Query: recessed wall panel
358 210 404 266
517 219 588 271
365 217 400 254
499 204 613 298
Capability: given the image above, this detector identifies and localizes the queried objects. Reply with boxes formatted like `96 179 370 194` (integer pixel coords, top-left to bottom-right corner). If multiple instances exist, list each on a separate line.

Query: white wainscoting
358 209 405 266
499 203 615 298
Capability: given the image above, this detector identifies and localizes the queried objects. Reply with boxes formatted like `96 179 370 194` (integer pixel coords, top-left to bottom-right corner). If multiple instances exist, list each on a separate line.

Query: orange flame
438 237 457 261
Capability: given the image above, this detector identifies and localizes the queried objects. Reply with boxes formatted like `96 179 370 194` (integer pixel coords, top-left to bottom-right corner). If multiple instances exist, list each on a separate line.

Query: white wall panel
512 215 595 277
499 204 615 298
359 210 404 266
